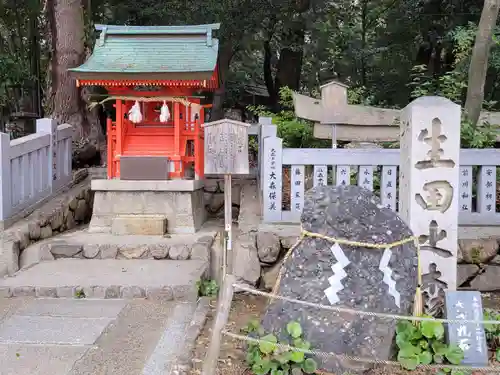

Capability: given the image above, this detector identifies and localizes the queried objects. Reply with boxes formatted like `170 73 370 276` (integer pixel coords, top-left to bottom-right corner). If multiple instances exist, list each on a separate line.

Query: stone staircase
0 223 221 302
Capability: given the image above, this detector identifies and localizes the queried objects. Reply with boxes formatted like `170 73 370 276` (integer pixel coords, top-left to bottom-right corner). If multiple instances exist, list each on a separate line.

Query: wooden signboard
203 118 251 280
203 119 250 175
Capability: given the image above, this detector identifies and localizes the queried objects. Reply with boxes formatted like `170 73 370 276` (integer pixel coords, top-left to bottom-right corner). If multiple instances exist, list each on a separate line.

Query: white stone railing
259 127 500 228
0 118 73 224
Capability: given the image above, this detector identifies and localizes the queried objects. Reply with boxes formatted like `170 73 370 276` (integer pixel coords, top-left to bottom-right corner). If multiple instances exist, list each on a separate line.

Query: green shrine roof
69 23 220 79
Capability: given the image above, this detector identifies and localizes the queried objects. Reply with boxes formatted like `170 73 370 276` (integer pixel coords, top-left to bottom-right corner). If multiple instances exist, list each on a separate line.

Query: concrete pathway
0 297 208 375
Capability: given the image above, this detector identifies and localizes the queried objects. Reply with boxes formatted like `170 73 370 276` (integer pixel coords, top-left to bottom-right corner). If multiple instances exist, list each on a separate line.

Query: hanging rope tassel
412 239 424 324
159 100 170 123
128 101 143 124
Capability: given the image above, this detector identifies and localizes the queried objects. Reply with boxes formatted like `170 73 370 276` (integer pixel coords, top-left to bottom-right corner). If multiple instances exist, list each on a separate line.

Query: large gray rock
40 225 53 240
262 185 418 374
191 236 214 262
169 244 191 260
20 243 55 269
49 242 83 258
74 199 88 221
457 264 480 286
28 223 41 241
257 232 280 263
232 232 260 286
14 228 30 251
470 265 500 291
458 239 499 264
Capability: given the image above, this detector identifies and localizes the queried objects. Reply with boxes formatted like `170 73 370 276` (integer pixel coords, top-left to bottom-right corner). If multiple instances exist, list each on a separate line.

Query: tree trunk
274 18 306 94
46 0 100 141
210 43 235 121
263 40 278 110
464 0 500 126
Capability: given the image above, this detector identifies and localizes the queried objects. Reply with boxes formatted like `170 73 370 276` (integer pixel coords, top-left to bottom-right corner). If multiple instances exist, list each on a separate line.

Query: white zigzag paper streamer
324 243 350 305
379 248 400 307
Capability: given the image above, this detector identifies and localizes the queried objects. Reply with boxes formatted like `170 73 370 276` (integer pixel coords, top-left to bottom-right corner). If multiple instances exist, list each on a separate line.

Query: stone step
0 259 208 301
16 228 216 271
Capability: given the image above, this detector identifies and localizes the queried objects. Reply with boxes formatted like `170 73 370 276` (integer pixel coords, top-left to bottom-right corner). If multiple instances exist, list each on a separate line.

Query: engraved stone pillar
399 96 460 317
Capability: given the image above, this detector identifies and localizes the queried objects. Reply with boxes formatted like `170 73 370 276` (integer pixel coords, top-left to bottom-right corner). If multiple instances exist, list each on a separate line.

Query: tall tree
45 0 100 140
464 0 500 125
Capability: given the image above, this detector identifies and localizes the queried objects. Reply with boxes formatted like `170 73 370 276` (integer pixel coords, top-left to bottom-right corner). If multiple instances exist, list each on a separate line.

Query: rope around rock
235 284 500 326
271 228 424 318
246 230 500 371
271 229 420 297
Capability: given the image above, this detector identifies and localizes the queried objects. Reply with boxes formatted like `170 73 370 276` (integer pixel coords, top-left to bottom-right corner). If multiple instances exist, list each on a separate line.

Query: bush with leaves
196 279 219 297
247 86 329 149
396 319 464 373
483 308 500 361
243 319 318 375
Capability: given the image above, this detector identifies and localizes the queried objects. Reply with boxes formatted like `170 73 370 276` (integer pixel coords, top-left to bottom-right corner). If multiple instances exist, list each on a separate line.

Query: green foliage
74 289 86 299
396 320 464 372
483 309 500 361
243 319 318 375
248 86 329 149
407 28 498 150
196 279 219 297
460 118 497 149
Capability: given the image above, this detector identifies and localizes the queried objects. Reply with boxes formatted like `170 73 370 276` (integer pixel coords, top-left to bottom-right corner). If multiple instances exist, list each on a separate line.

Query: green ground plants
483 308 500 361
243 319 318 375
196 279 219 297
396 319 465 374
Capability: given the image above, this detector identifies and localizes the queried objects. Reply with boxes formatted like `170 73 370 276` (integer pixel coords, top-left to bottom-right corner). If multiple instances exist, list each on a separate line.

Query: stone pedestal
399 96 460 316
89 180 206 234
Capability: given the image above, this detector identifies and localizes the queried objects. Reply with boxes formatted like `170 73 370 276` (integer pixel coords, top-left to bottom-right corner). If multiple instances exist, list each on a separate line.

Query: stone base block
111 215 167 235
89 179 206 234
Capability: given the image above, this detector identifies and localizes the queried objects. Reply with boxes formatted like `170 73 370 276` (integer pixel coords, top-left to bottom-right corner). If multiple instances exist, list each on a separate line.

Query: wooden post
115 100 123 178
194 113 202 180
202 274 236 375
174 102 181 175
331 124 338 149
106 118 113 179
223 174 232 277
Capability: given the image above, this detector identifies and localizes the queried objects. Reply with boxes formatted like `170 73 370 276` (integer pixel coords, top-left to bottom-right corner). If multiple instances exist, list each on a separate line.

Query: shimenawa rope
271 228 423 318
224 229 500 372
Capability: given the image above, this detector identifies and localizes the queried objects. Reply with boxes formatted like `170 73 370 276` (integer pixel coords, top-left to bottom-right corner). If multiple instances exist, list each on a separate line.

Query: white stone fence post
257 116 276 194
398 96 461 316
0 118 73 223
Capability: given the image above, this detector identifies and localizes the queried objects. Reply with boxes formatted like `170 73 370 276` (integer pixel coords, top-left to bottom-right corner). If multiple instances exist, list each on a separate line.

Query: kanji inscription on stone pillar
399 96 460 317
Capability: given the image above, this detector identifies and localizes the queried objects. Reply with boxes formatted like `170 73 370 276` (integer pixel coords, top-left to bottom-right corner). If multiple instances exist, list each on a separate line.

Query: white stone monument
399 96 460 317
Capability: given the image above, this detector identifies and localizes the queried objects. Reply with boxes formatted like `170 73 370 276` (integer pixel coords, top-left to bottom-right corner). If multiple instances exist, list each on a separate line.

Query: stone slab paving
0 298 126 375
0 315 115 345
67 299 176 375
0 259 207 300
0 297 208 375
142 302 197 375
0 344 89 375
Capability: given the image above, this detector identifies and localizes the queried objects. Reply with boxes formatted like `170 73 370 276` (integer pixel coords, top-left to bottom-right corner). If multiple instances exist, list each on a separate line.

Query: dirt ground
189 293 500 375
188 294 441 375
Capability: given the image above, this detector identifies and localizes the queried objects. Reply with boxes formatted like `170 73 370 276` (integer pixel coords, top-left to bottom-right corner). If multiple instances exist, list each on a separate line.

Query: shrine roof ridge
94 23 221 35
202 119 252 128
69 23 220 78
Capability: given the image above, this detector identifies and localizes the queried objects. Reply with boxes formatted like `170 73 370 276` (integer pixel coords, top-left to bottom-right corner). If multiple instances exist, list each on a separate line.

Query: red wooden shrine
70 23 221 180
94 80 218 180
